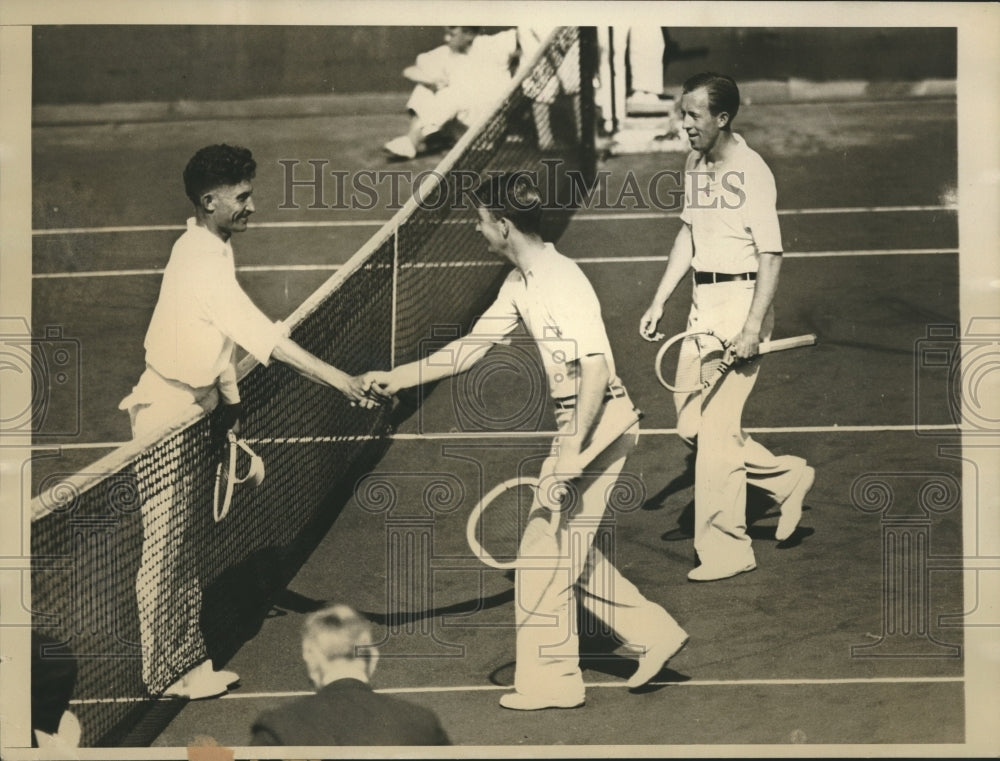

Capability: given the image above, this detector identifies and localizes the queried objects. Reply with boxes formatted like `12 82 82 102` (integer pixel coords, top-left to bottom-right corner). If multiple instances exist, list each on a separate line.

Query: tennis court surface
25 27 973 753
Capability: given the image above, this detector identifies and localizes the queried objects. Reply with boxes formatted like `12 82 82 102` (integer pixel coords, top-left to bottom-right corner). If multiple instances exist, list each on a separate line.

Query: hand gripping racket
213 430 265 523
466 403 641 570
654 329 817 394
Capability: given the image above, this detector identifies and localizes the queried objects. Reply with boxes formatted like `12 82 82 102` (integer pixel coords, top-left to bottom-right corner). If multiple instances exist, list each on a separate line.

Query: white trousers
513 394 682 700
121 368 217 693
673 281 807 569
407 80 503 136
628 26 665 95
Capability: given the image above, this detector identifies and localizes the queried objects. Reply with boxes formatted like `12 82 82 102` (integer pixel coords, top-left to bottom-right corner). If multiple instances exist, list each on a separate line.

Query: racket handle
759 333 817 354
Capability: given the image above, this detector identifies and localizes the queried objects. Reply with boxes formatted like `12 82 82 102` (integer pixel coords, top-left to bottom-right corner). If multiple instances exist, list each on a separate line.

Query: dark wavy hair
183 144 257 206
472 172 544 236
682 72 740 130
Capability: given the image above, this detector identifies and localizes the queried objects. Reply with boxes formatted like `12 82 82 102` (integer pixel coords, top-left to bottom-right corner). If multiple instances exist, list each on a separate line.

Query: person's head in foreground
301 604 379 689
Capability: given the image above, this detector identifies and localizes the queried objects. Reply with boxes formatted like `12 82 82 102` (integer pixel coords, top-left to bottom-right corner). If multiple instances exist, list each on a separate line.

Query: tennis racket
654 329 817 394
213 430 266 523
466 403 641 570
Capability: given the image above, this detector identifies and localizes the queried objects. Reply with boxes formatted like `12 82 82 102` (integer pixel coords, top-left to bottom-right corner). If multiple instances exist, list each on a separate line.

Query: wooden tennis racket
466 403 641 570
654 329 817 394
213 430 266 523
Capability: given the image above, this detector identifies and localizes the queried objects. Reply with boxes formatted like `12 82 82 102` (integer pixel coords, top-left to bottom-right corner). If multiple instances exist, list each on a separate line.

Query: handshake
339 369 403 410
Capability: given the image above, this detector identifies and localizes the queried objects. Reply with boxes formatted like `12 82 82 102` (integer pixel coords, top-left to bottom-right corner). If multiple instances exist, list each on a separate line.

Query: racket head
654 329 731 393
214 435 265 523
467 476 542 569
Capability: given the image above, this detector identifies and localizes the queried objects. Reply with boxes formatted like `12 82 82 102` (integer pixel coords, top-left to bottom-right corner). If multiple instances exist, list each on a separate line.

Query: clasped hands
343 370 399 410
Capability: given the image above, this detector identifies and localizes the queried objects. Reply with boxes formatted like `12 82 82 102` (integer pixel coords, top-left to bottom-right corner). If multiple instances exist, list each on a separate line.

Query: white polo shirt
468 243 621 400
681 132 783 274
142 218 285 389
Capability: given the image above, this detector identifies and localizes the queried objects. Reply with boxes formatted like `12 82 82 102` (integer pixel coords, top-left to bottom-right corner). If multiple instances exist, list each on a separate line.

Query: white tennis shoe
499 691 584 711
384 136 417 160
627 625 689 688
163 660 239 700
687 559 757 582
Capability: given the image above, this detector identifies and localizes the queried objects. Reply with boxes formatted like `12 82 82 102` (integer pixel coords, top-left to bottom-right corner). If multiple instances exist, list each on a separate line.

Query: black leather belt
694 270 757 285
553 385 627 411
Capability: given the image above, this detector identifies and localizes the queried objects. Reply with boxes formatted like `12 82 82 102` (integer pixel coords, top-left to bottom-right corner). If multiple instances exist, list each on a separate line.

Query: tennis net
29 26 598 746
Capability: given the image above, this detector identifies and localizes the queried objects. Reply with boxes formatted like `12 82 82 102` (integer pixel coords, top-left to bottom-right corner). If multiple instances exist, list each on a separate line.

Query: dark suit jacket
250 678 450 746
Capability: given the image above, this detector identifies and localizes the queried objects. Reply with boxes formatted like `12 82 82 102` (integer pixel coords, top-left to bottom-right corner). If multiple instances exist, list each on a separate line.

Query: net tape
29 26 596 746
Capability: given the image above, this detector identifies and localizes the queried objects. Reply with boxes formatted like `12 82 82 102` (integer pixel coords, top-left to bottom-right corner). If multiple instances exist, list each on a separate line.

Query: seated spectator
384 26 520 160
250 604 450 746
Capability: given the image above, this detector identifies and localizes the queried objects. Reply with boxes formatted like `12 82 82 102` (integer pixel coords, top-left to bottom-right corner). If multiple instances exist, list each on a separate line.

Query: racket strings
697 335 729 387
473 481 537 567
666 333 727 393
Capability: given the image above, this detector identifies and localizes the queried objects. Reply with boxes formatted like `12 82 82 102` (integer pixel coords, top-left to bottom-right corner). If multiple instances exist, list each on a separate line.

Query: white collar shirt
142 218 285 388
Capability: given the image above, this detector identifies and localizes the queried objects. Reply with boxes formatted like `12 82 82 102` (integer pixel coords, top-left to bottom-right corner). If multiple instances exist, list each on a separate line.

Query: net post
391 227 399 369
607 27 627 134
578 27 600 185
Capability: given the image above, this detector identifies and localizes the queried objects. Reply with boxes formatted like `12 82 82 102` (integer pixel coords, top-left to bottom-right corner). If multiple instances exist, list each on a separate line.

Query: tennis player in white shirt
120 144 376 700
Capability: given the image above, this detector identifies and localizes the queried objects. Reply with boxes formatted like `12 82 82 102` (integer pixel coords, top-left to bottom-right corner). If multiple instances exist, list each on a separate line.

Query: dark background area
32 26 956 105
660 27 955 84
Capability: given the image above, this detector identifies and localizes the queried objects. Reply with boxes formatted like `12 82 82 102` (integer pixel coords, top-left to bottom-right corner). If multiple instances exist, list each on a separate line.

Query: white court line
574 204 956 222
66 675 963 705
30 248 959 279
32 219 384 236
31 204 956 237
29 424 962 452
221 675 965 700
547 248 957 266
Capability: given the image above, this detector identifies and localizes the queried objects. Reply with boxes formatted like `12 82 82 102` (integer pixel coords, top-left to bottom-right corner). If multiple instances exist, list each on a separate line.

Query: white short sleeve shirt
467 243 621 399
680 133 783 273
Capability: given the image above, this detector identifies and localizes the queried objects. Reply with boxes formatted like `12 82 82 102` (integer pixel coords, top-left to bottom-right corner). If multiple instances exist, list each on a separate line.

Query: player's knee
696 429 743 458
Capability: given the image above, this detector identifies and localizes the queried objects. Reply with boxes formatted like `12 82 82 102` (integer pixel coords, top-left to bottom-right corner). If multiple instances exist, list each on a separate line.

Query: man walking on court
366 174 687 710
639 73 815 582
120 144 376 699
250 604 450 745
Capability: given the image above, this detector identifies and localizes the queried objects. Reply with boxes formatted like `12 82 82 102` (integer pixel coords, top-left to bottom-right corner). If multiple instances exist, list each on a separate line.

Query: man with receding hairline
640 73 814 582
250 604 450 746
